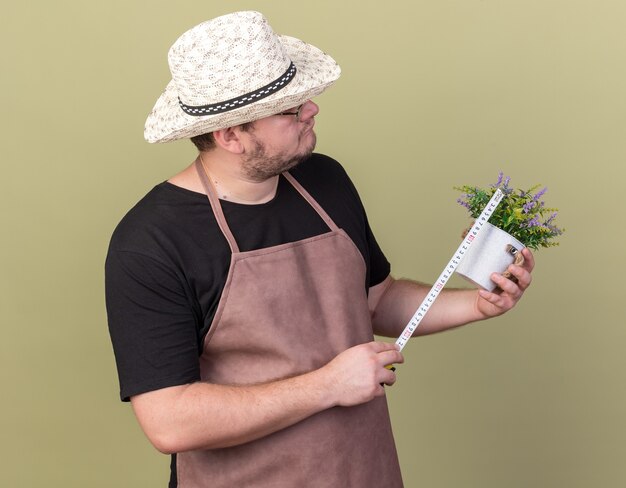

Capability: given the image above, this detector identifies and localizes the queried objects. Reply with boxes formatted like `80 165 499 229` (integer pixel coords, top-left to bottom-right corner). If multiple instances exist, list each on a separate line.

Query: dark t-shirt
105 154 390 402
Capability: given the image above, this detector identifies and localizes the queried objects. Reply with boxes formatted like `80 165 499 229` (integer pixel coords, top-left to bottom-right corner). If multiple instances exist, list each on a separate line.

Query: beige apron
176 159 403 487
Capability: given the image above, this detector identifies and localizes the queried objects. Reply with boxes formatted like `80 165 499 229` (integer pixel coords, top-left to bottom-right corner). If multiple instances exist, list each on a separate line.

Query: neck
199 151 279 204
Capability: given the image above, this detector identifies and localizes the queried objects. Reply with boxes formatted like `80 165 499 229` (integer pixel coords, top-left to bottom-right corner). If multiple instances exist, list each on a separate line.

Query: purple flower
533 187 547 202
544 211 558 224
544 223 563 236
522 200 535 213
492 172 504 188
524 216 540 228
490 172 513 193
457 198 470 209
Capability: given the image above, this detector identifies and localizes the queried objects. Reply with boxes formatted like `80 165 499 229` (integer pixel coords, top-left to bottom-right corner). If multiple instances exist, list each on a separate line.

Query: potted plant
453 172 564 290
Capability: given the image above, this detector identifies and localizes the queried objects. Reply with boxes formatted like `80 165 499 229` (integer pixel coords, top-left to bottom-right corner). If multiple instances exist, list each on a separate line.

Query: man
105 11 534 488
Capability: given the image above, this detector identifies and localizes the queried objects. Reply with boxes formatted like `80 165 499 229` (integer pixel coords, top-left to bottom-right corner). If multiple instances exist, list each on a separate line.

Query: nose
299 100 319 120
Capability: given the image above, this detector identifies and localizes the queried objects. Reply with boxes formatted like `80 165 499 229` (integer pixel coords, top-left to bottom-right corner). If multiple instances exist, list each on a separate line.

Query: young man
105 11 534 487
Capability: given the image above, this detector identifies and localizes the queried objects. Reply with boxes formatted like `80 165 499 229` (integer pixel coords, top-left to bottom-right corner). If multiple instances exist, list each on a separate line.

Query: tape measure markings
394 189 504 351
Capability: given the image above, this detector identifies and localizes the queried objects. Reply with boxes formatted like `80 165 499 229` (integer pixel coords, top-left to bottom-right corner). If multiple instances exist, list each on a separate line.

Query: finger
507 264 532 290
478 288 505 306
479 288 518 312
491 272 521 296
369 341 401 353
521 247 535 271
380 369 398 387
377 349 404 367
379 363 399 386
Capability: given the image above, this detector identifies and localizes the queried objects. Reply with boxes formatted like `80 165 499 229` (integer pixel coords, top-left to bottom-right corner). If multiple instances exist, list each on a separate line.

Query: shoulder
290 153 357 198
108 182 209 255
289 153 368 226
291 153 350 182
108 184 167 254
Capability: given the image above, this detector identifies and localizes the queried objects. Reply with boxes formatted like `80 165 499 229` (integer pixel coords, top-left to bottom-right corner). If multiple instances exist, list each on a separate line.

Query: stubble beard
241 131 317 181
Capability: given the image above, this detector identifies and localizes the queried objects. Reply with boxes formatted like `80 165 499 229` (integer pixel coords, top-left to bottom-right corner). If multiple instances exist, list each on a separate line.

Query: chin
303 131 317 154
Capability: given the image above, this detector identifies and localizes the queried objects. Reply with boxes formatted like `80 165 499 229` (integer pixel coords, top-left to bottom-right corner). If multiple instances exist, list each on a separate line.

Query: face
239 101 319 181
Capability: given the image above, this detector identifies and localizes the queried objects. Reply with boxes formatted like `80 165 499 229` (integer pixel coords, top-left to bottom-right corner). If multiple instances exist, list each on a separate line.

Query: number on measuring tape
394 189 503 351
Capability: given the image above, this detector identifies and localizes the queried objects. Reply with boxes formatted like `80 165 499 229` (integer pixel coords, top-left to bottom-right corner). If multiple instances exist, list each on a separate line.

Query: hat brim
144 35 341 143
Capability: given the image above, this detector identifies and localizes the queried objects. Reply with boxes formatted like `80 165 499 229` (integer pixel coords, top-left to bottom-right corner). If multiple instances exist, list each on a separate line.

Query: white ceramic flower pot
455 222 525 291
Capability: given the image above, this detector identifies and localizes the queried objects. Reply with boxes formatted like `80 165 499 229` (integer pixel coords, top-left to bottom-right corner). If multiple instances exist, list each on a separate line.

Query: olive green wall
2 1 625 486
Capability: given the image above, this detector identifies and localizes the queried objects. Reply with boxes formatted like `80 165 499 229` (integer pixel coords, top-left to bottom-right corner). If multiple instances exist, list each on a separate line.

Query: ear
212 127 245 154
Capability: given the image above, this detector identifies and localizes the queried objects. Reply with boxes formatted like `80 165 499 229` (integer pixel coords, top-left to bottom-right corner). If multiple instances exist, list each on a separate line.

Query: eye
277 104 303 120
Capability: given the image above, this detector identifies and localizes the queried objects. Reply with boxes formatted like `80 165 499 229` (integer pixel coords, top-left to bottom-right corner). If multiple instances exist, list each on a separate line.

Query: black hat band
179 62 297 117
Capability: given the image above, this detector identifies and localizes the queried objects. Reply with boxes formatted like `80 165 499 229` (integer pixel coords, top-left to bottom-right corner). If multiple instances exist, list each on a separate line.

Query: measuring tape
394 188 504 352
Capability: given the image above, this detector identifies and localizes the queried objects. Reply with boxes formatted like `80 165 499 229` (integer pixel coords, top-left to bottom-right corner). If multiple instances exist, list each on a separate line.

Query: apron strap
195 159 341 253
282 171 340 232
194 158 240 253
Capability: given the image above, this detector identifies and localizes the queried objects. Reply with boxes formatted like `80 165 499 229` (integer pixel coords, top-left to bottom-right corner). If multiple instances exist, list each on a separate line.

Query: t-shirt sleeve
105 248 201 401
334 161 391 287
363 215 390 287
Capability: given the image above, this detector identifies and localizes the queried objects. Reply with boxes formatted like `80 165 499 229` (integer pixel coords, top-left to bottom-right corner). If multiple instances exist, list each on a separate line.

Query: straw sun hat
144 11 341 143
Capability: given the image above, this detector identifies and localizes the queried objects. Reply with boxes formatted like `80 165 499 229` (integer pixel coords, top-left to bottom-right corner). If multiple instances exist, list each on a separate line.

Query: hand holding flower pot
455 173 564 291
